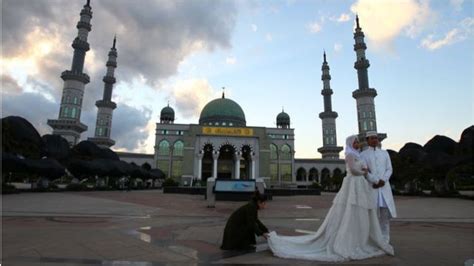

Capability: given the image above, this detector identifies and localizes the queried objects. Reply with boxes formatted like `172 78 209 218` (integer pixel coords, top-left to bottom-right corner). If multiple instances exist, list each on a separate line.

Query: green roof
199 96 246 126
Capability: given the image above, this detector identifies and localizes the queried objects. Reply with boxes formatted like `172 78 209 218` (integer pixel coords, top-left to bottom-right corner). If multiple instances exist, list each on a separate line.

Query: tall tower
318 52 343 159
352 15 386 143
88 36 118 148
47 0 92 146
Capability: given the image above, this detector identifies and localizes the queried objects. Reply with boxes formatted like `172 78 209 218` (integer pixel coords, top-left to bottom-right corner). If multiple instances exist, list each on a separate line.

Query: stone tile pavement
2 191 473 265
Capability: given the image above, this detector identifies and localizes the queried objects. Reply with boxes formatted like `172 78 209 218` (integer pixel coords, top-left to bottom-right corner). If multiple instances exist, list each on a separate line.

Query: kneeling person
221 191 269 250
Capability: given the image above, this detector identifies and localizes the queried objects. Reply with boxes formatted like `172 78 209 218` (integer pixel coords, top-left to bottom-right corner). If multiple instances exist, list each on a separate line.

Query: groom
361 131 397 243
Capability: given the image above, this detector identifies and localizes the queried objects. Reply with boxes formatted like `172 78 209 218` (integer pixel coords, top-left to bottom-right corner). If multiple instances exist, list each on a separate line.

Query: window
270 144 278 160
173 141 184 156
73 97 78 104
171 160 182 178
222 122 226 126
280 164 292 182
158 140 170 156
157 160 169 178
270 164 278 181
280 144 292 160
71 107 77 118
229 123 233 126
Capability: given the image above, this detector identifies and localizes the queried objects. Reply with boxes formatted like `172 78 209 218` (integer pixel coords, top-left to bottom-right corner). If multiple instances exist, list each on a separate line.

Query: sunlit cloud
265 33 273 41
307 21 322 33
420 17 473 50
226 56 237 65
251 24 258 32
450 0 464 11
171 79 218 119
330 13 351 23
334 43 343 52
350 0 433 50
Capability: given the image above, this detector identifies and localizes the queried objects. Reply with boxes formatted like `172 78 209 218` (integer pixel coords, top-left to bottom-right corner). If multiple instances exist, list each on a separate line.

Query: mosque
47 1 385 187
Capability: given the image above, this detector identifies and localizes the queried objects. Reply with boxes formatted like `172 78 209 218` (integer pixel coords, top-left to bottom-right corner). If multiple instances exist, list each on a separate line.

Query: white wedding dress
267 153 394 262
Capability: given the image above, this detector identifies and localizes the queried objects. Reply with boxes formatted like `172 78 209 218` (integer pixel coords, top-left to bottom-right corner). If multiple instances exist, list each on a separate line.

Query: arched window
270 144 278 160
280 144 292 160
71 107 77 118
309 168 318 181
173 140 184 156
296 167 307 182
158 140 170 156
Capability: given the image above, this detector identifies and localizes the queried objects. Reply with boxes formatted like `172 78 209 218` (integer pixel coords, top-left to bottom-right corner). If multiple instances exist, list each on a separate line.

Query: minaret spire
318 52 342 159
89 35 118 148
113 34 116 49
351 16 386 147
356 14 360 29
48 0 93 146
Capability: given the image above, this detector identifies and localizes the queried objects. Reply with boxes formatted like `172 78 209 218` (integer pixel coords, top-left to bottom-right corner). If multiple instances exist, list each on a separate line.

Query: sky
1 0 473 158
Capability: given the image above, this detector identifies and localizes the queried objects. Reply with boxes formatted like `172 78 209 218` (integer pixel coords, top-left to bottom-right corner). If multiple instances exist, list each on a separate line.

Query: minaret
352 15 386 145
47 0 92 146
88 36 118 148
318 52 343 159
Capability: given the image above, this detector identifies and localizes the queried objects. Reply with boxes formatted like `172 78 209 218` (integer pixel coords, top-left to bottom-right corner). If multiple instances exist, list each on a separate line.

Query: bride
267 135 394 262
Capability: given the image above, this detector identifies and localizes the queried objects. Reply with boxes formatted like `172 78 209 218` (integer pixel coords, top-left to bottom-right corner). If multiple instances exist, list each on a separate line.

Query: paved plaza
2 190 474 265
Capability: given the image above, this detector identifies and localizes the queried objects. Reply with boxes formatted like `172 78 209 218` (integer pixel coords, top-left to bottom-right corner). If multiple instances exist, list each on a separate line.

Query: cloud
450 0 464 11
226 56 237 65
1 0 238 151
350 0 433 49
334 43 343 52
307 21 322 33
265 33 273 41
111 104 152 152
330 13 351 23
171 79 218 119
251 24 258 32
2 92 58 136
1 74 23 95
420 17 473 50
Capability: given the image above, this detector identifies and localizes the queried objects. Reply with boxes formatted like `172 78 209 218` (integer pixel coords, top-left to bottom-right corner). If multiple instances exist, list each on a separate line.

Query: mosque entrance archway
240 145 252 179
201 144 213 180
218 145 235 179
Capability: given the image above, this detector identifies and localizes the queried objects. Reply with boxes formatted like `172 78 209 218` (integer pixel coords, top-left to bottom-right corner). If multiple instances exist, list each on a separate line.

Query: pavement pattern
2 190 474 265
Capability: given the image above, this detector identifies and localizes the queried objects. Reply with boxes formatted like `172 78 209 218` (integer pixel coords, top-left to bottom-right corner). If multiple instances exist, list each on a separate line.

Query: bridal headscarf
345 135 360 157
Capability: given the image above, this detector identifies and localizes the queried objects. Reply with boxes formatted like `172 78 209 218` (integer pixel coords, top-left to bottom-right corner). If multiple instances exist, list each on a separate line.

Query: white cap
366 131 378 137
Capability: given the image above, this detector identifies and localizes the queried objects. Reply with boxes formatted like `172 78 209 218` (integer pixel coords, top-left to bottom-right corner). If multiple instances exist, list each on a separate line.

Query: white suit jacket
361 147 397 217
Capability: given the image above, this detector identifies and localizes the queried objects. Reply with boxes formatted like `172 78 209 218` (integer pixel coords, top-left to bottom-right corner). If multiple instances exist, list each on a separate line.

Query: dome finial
282 106 284 112
167 100 169 107
222 87 225 98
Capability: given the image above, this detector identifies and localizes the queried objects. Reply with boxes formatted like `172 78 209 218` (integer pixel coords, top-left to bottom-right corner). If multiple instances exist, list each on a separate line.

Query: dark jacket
221 201 269 250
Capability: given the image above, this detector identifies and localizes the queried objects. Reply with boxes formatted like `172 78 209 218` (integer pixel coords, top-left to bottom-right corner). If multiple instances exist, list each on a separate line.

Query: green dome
199 95 246 127
276 110 290 127
160 105 175 122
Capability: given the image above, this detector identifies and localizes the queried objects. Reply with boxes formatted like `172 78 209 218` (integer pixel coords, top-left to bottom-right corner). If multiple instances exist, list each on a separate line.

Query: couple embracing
267 131 396 261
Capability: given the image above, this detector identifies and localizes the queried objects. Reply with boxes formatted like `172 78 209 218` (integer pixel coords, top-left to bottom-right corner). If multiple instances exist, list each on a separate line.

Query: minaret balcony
108 50 118 57
96 100 117 109
353 43 367 51
319 111 338 119
353 31 365 38
352 88 377 98
317 146 343 154
321 74 331 80
47 119 88 133
61 70 90 83
321 64 330 71
354 59 370 69
106 61 117 68
80 9 92 17
76 21 92 31
72 37 90 51
102 76 116 84
320 88 333 95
